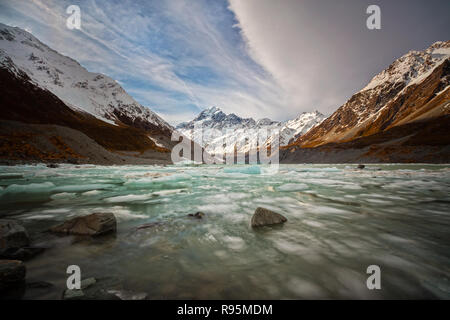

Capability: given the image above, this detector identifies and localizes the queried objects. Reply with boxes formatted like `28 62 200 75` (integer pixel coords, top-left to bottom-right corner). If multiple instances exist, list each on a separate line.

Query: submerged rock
0 247 45 261
0 260 26 291
62 277 122 300
0 220 45 261
63 288 85 300
107 289 148 300
251 207 287 228
0 220 30 253
81 277 97 289
188 212 205 219
62 277 97 300
50 212 116 236
26 281 54 289
136 222 164 231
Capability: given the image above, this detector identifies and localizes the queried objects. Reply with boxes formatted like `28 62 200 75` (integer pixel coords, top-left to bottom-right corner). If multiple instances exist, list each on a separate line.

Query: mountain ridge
177 106 325 154
0 23 172 137
288 40 450 149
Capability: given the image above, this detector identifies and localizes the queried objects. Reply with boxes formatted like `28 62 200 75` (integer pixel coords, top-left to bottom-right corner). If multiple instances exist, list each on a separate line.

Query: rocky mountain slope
0 23 178 164
0 23 174 140
289 41 450 148
282 41 450 163
177 107 325 154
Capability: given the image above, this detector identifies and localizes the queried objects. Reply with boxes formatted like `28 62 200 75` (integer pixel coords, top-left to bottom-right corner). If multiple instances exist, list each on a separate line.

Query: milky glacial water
0 164 449 299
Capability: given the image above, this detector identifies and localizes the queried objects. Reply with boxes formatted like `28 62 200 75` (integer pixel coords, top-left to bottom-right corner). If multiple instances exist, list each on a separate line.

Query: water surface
1 164 449 299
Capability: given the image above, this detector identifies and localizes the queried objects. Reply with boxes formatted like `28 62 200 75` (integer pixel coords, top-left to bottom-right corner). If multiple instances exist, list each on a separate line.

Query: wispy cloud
0 0 287 124
1 0 448 124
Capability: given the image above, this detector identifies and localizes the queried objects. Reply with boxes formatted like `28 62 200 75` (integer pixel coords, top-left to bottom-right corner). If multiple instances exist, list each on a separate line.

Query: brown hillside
0 68 169 153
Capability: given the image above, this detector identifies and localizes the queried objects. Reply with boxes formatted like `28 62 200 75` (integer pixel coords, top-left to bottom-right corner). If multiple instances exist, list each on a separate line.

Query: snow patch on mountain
177 107 325 153
0 23 172 132
363 41 450 92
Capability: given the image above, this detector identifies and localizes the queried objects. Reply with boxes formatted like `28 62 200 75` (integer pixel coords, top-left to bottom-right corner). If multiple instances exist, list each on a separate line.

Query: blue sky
0 0 449 124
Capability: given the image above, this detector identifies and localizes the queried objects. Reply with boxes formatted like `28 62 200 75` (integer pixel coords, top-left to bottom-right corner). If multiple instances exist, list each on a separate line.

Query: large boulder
0 247 45 261
0 220 45 261
251 207 287 228
0 220 30 253
50 212 116 236
0 260 26 291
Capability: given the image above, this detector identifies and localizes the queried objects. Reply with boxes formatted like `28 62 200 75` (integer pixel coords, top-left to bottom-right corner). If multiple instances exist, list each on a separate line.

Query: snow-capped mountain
177 106 258 130
0 23 172 135
267 111 325 147
290 41 450 148
177 107 325 154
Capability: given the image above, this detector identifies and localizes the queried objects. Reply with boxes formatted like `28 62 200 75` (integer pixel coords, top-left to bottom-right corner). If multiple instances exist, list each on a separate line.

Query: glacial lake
0 163 449 299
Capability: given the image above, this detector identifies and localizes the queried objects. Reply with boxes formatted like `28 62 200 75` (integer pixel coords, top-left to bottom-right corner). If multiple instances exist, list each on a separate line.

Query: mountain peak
0 22 172 134
177 107 325 152
363 40 450 92
290 40 450 149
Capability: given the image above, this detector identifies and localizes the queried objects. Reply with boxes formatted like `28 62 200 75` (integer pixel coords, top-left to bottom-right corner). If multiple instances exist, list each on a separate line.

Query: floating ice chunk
365 198 392 205
0 173 23 179
50 192 77 200
261 166 281 175
297 167 340 172
303 220 325 228
158 173 192 181
309 206 349 214
82 190 102 196
214 250 228 259
277 183 309 192
171 158 202 166
202 193 246 203
103 206 148 221
223 165 261 174
222 236 246 251
340 184 363 190
152 189 187 196
227 193 247 200
273 239 308 255
22 214 56 220
215 172 249 179
222 212 248 223
287 277 326 298
104 194 153 203
305 178 341 185
125 173 191 188
383 180 440 190
143 198 169 204
42 208 72 214
53 184 115 193
3 182 55 194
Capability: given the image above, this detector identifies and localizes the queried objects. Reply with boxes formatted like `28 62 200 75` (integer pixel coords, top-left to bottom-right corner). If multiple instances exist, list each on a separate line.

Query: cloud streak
0 0 448 124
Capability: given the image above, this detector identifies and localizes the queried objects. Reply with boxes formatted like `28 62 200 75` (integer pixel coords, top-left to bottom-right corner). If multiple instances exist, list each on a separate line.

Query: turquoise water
1 163 450 299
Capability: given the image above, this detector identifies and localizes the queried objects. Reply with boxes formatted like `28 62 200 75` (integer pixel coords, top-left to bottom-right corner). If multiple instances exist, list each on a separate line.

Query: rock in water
0 220 30 253
188 212 205 219
0 247 45 261
107 289 148 300
50 212 116 236
357 164 365 169
251 207 287 227
0 260 26 291
62 277 97 300
63 288 85 300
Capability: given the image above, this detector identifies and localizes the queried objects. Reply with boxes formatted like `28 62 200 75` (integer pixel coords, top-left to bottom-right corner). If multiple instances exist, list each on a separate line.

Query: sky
0 0 449 125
